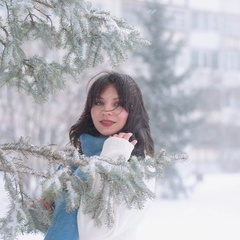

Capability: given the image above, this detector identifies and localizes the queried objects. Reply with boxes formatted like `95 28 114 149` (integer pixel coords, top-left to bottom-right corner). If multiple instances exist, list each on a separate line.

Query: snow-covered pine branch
0 137 80 238
0 137 188 239
0 0 149 102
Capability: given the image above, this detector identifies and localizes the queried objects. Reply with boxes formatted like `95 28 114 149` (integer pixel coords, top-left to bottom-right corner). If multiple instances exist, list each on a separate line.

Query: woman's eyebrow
98 97 120 100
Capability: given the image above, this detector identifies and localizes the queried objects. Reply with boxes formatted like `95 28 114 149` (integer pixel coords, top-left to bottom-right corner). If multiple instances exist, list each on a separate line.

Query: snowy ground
1 173 240 240
138 173 240 240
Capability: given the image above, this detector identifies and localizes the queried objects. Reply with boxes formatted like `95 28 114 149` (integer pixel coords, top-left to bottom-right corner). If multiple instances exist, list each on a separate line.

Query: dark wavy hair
69 71 154 158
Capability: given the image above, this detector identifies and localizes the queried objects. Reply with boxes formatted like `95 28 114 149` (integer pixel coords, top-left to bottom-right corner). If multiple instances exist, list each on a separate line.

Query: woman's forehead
98 85 119 98
94 84 117 95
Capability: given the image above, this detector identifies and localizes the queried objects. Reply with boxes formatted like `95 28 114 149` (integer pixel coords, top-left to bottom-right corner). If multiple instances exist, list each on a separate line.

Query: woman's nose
102 104 114 113
102 108 113 115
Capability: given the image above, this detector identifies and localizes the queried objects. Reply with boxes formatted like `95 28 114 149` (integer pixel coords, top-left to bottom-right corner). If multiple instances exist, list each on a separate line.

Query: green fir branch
0 137 188 239
0 0 149 102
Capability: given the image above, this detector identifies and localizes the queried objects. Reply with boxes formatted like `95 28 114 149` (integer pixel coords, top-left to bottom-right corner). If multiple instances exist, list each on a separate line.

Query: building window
191 11 218 31
224 51 240 71
168 9 186 30
192 50 240 71
221 15 240 37
191 50 219 70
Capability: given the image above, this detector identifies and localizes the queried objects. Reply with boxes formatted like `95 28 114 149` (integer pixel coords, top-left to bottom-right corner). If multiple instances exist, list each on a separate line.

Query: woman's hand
111 132 137 146
38 198 54 211
101 132 136 161
30 198 53 211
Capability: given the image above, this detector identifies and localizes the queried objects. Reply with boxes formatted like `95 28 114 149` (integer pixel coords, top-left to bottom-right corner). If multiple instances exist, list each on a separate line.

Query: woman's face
91 84 129 136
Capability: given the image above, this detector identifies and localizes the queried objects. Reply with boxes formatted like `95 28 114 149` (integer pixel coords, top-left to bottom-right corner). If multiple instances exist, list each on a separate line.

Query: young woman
44 71 155 240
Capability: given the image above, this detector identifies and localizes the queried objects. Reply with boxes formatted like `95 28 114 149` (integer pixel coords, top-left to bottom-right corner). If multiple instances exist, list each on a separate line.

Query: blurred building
93 0 240 172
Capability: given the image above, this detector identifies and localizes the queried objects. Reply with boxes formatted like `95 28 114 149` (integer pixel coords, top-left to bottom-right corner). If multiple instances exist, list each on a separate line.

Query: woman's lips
100 120 115 126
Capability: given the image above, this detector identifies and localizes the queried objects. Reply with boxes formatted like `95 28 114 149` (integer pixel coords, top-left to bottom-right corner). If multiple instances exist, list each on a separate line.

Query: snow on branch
0 0 149 102
0 137 188 239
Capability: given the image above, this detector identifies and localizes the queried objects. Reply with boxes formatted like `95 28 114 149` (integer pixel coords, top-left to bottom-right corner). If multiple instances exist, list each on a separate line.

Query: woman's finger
112 132 137 146
114 132 132 140
38 198 53 211
130 139 138 146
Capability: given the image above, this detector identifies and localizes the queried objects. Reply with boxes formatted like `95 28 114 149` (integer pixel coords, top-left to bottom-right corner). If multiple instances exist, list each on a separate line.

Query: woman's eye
114 102 120 108
95 100 102 106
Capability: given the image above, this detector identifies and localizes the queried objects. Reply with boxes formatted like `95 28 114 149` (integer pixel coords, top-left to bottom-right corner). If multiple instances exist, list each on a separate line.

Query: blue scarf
80 133 107 156
44 134 107 240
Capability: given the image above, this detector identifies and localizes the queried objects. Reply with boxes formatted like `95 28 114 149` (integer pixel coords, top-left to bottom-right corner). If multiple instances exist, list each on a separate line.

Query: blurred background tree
120 1 202 199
